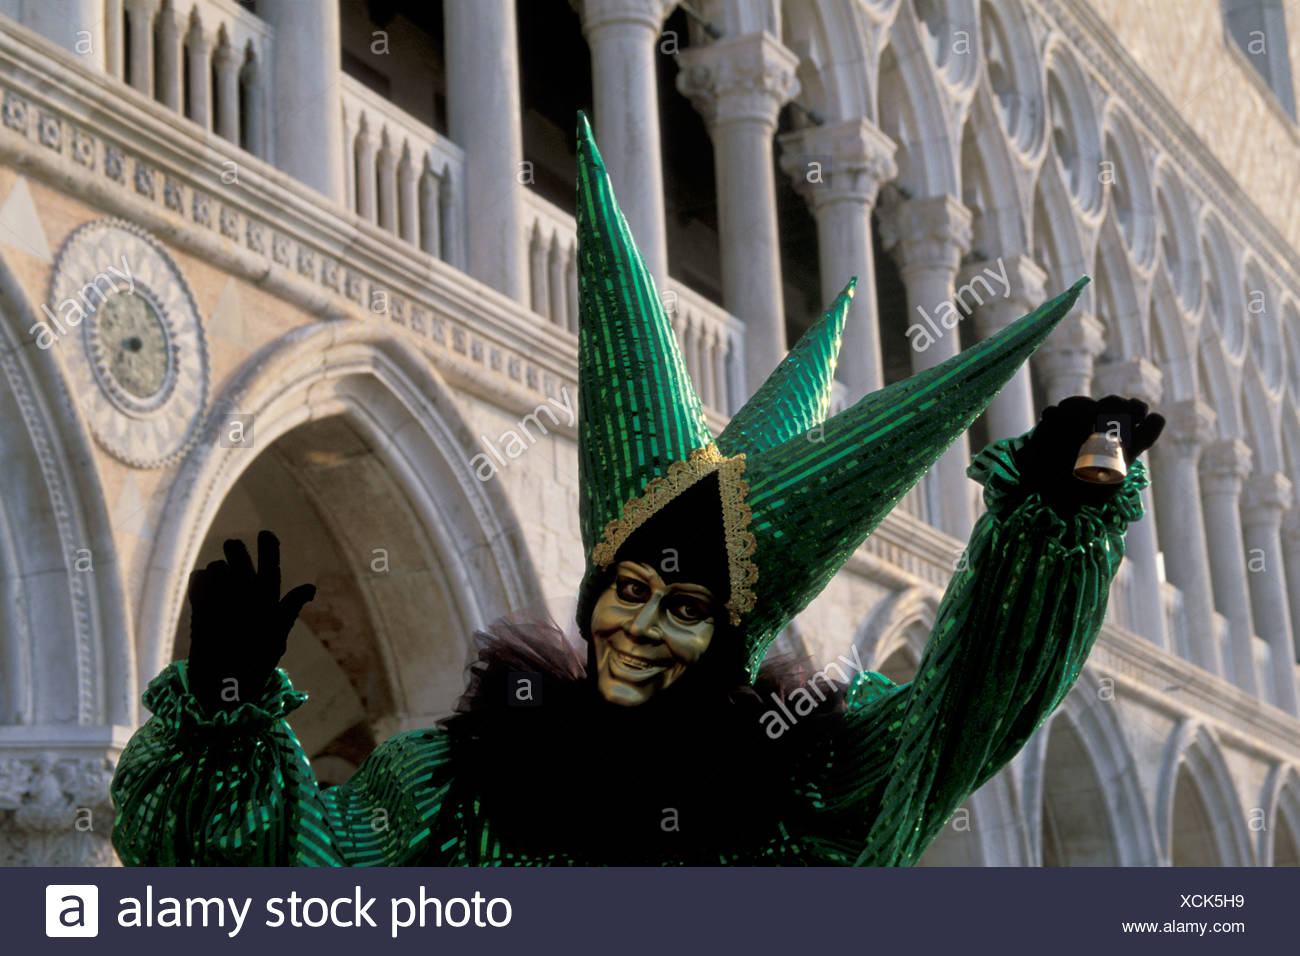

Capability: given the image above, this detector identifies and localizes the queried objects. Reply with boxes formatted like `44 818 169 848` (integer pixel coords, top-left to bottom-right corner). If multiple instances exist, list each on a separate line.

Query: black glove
186 530 316 715
1020 395 1165 517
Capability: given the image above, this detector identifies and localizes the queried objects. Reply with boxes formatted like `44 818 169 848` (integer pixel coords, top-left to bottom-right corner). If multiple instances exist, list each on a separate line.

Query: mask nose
627 599 665 643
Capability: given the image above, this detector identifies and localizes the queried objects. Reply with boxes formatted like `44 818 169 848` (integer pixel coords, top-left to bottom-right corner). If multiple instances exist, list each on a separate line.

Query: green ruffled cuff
968 434 1147 539
142 660 308 739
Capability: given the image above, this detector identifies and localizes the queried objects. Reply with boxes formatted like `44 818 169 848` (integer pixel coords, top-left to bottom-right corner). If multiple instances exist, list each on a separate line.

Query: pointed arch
0 250 134 728
1019 668 1160 865
1156 720 1254 866
136 321 544 717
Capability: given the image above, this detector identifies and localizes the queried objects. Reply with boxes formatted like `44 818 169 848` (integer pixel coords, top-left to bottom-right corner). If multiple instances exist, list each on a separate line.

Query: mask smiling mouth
611 648 671 673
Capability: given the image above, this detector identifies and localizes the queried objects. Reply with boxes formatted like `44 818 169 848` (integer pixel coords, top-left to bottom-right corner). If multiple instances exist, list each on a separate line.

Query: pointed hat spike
574 109 714 570
738 276 1091 673
717 278 857 456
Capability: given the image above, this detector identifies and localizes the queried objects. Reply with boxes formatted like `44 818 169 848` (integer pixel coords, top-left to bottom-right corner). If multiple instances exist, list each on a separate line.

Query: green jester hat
573 113 1088 679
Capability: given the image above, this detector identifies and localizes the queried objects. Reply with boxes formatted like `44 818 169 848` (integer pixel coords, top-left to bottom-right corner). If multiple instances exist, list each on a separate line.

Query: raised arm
795 396 1163 866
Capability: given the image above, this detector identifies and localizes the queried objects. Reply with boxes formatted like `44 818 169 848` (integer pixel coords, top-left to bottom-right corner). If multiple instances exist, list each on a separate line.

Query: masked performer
112 115 1163 866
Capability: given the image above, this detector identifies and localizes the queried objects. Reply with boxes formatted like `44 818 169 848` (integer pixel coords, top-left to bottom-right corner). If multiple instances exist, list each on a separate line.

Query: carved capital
778 117 898 207
1158 399 1217 459
1199 438 1253 496
0 751 117 866
677 32 800 129
1091 357 1165 407
1241 472 1293 527
876 193 972 275
1038 311 1106 358
962 254 1047 337
575 0 677 35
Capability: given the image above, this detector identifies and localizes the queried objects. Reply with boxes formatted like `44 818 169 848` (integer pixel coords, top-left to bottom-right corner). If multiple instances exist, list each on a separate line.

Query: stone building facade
0 0 1297 866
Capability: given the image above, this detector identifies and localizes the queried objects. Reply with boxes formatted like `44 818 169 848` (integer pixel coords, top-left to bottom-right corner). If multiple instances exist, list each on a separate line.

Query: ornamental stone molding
574 0 677 33
1199 438 1255 496
1242 472 1293 526
676 31 800 129
1092 357 1165 408
1160 399 1218 457
876 193 973 275
962 254 1048 337
47 219 209 469
778 117 899 208
0 752 117 866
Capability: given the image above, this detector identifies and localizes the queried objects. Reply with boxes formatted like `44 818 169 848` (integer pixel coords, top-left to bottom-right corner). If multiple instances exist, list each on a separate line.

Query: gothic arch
1242 367 1281 473
975 0 1045 160
852 584 940 677
1199 210 1243 355
1042 37 1104 221
781 0 879 123
136 320 544 720
1153 160 1202 315
878 3 964 196
1019 668 1159 865
1197 329 1242 440
1099 102 1156 272
961 83 1030 257
0 253 134 728
1149 269 1196 401
1260 765 1300 866
1156 720 1254 866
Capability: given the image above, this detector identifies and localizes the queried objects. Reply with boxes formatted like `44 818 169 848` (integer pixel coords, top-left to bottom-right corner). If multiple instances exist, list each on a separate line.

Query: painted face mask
590 560 716 706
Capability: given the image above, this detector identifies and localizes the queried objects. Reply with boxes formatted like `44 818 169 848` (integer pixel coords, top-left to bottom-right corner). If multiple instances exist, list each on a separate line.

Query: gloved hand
185 530 316 715
1020 395 1165 517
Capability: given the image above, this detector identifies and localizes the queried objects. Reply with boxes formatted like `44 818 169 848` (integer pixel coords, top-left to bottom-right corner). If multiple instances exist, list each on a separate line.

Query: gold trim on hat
591 444 758 626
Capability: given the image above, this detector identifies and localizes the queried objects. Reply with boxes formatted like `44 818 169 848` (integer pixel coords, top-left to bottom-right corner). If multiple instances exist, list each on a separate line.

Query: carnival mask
590 560 716 706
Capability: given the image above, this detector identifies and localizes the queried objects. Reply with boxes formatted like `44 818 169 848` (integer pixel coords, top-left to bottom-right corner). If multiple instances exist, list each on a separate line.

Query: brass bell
1073 432 1127 484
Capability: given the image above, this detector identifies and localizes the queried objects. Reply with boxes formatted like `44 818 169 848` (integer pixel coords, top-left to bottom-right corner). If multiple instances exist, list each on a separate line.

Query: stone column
259 0 346 202
1149 400 1221 674
155 1 184 111
877 193 974 537
1199 438 1258 696
779 118 898 400
577 0 675 290
1093 358 1167 650
677 31 800 392
212 33 241 143
1283 510 1300 664
964 254 1046 440
1241 472 1298 714
1033 312 1106 404
124 0 156 96
184 17 211 130
444 0 526 302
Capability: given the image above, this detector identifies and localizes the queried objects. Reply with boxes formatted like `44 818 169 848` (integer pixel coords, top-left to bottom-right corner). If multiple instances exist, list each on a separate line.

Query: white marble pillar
1241 472 1298 714
185 17 211 130
124 0 156 96
677 31 800 392
1282 510 1300 665
212 33 241 143
444 0 526 302
1033 312 1106 404
877 194 974 537
965 254 1047 440
105 0 125 78
779 118 898 400
259 0 346 202
156 1 183 111
578 0 675 291
1149 400 1221 674
1200 438 1259 696
1093 358 1167 650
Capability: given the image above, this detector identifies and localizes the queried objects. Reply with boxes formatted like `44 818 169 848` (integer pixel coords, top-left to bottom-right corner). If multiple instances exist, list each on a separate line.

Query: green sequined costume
111 114 1149 866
